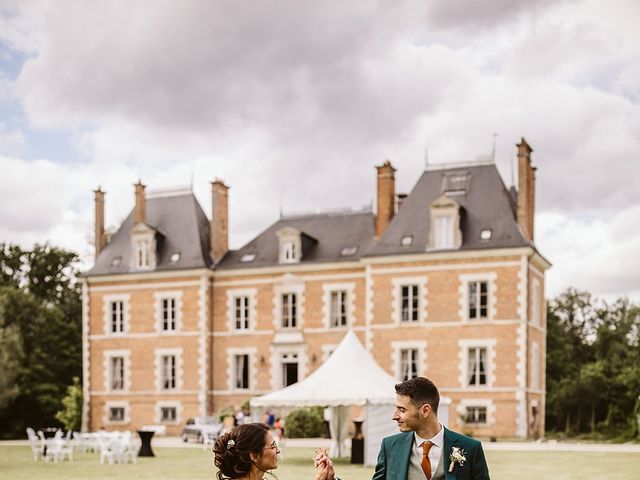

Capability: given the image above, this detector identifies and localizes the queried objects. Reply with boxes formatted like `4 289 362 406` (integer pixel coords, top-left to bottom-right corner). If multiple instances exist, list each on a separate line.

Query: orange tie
421 441 433 479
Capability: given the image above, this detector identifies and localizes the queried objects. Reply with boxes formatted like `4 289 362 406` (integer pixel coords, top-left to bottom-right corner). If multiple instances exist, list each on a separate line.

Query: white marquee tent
249 330 450 466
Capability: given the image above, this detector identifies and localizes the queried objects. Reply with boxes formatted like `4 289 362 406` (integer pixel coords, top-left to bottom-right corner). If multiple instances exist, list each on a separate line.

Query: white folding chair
26 428 44 461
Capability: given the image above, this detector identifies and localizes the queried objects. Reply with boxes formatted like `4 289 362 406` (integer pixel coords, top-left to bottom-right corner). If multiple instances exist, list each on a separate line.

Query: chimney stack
94 187 106 259
134 180 147 225
375 160 396 238
516 138 536 241
211 179 229 264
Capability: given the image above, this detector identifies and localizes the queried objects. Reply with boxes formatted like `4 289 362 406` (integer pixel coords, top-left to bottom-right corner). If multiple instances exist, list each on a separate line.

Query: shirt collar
414 424 444 449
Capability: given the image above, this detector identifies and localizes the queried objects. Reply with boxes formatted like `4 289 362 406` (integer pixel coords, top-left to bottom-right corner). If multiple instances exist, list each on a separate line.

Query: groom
316 376 490 480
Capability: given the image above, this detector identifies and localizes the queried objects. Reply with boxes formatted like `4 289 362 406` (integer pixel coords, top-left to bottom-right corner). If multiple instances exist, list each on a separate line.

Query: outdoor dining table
137 429 155 457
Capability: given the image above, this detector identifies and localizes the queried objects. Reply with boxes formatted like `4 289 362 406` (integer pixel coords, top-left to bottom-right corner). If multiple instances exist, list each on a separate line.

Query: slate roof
366 163 529 257
85 193 211 276
217 211 375 269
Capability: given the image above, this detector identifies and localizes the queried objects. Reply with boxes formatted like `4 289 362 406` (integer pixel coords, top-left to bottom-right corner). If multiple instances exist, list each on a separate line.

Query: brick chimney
134 180 147 225
375 160 396 238
516 138 536 242
94 187 106 259
211 179 229 264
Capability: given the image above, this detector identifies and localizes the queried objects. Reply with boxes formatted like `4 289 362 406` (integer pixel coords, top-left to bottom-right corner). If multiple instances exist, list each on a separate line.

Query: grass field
0 445 636 480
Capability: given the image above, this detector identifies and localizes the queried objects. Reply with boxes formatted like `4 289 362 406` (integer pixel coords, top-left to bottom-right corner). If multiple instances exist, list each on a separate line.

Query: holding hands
314 448 336 480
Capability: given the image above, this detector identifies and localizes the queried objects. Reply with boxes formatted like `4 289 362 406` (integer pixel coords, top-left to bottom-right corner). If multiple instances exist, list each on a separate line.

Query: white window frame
226 347 257 392
391 340 427 381
155 400 181 425
273 284 304 331
154 348 183 392
391 277 427 325
269 344 307 390
457 398 495 427
154 291 183 333
434 214 455 249
226 288 257 333
458 339 496 389
103 400 130 425
458 273 497 322
102 294 131 335
322 283 355 330
130 225 157 271
103 350 131 392
276 227 302 264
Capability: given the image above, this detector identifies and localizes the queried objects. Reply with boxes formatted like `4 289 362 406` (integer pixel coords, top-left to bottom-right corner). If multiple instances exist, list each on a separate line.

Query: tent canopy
250 330 396 408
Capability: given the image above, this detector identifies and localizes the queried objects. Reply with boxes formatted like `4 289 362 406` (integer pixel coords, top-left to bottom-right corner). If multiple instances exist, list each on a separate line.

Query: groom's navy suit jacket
371 428 490 480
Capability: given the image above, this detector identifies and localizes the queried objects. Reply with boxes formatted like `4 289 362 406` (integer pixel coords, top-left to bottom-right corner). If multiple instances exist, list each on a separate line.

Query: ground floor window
465 406 487 424
161 406 177 422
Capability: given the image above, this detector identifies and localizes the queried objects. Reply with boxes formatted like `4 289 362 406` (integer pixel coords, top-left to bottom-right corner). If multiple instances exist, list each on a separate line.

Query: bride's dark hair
213 423 270 479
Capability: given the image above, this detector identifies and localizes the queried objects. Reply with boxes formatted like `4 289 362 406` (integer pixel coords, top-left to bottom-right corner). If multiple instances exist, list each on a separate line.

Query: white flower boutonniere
448 447 467 472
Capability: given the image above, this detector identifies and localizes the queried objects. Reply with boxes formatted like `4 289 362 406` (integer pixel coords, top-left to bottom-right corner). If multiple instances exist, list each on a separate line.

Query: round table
137 430 155 457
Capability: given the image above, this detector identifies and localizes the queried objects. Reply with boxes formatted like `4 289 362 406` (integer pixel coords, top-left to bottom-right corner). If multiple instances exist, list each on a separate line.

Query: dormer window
428 195 462 251
442 172 469 194
283 241 297 262
276 227 305 264
136 239 151 268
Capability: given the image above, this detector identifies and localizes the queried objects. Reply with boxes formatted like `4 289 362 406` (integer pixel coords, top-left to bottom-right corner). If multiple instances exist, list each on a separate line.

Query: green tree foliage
546 288 640 438
55 377 83 432
0 243 81 438
285 406 326 438
0 309 23 408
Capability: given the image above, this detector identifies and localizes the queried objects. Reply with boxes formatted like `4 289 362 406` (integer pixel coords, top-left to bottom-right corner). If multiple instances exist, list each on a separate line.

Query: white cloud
0 0 638 301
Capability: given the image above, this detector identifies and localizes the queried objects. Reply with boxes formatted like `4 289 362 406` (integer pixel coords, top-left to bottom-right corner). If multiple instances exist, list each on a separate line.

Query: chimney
134 180 147 225
516 138 536 241
94 187 106 259
375 160 396 238
211 179 229 264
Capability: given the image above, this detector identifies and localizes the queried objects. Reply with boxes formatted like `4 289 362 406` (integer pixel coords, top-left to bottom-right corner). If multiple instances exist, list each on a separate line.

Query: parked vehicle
181 417 223 443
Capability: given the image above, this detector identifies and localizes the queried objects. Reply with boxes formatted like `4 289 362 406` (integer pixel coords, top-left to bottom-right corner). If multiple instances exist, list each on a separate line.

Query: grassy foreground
0 445 637 480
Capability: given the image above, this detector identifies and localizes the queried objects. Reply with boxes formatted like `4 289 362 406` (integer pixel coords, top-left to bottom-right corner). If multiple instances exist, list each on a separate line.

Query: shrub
285 406 325 438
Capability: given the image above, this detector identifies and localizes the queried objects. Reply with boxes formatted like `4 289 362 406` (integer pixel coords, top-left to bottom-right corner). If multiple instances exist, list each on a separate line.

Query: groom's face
393 394 424 432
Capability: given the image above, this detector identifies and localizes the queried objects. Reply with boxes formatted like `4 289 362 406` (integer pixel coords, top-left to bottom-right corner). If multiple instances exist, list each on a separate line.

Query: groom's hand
314 449 336 480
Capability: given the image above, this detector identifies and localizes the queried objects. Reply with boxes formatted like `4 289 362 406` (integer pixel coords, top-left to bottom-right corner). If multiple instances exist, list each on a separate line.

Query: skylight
110 256 121 268
241 253 257 263
170 252 181 263
480 229 492 241
401 236 413 246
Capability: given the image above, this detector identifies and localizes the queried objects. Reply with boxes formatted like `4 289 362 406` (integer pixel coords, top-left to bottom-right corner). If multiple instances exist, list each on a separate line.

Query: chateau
81 138 550 438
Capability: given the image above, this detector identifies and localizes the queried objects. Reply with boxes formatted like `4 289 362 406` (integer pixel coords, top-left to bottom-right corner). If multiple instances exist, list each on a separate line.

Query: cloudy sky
0 0 638 301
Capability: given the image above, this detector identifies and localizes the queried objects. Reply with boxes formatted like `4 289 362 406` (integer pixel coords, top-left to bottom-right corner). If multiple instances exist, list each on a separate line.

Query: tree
55 377 83 432
0 313 23 409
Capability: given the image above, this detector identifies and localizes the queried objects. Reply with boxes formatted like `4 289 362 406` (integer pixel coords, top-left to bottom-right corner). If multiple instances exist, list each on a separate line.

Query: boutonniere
448 446 466 472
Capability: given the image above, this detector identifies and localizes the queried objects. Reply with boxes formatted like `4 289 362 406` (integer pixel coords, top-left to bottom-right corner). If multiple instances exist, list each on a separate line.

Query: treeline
546 288 640 439
0 243 82 438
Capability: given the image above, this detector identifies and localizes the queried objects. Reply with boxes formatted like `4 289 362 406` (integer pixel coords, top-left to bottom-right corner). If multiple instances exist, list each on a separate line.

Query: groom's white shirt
413 425 444 478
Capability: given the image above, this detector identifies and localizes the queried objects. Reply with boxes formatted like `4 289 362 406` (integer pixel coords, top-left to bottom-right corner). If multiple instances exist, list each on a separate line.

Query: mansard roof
85 193 211 276
366 163 529 257
217 210 375 269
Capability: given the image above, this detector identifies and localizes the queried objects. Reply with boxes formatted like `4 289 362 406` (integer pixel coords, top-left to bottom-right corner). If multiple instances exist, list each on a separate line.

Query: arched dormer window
131 223 158 270
276 227 302 264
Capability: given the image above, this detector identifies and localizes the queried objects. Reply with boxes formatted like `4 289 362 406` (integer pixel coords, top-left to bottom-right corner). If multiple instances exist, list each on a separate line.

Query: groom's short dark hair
395 377 440 414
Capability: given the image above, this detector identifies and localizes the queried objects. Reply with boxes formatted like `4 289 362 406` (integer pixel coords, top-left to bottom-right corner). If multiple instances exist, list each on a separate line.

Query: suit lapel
443 428 458 480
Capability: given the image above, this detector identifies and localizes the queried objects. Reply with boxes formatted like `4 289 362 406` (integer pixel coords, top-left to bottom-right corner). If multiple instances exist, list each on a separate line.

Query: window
234 296 250 330
282 241 297 263
480 229 492 241
400 349 418 381
110 357 124 390
161 407 177 423
434 215 454 249
442 172 469 193
468 281 488 320
161 355 176 390
401 285 419 322
532 280 541 325
465 406 487 424
281 293 297 328
136 239 150 268
467 347 487 386
241 253 256 263
170 252 181 263
234 354 250 389
281 353 298 387
109 407 125 422
110 256 122 268
330 291 347 327
340 246 358 256
401 235 413 246
162 298 177 331
531 342 540 390
110 301 124 333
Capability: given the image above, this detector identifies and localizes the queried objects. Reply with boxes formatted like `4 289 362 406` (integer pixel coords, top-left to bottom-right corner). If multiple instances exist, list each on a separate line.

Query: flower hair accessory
448 447 466 472
227 439 236 449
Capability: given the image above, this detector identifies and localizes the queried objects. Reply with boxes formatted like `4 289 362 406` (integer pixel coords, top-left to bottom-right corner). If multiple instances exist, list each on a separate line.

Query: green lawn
0 445 637 480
